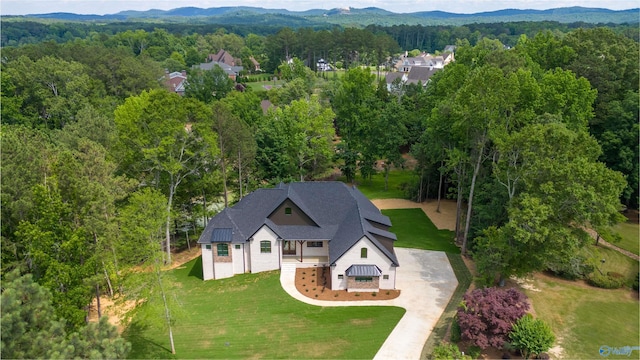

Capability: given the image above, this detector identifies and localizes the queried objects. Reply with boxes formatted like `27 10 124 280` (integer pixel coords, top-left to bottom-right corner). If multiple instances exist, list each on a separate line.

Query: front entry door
283 240 296 255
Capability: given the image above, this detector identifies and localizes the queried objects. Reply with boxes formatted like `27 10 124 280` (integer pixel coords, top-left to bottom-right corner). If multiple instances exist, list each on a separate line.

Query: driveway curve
280 248 458 359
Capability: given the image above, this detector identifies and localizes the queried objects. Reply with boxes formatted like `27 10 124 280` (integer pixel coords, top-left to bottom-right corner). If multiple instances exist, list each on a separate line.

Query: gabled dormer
268 198 318 226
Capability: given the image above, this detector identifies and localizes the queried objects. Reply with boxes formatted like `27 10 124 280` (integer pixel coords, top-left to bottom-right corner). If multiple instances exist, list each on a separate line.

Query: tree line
1 23 637 356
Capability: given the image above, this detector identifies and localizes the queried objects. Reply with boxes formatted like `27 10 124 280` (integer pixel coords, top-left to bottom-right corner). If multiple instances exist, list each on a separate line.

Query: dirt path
88 246 202 332
598 239 639 261
371 198 458 231
586 229 640 261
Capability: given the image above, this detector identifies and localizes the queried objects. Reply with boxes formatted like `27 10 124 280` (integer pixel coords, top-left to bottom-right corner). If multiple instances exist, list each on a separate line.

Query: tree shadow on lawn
123 321 174 359
188 256 204 280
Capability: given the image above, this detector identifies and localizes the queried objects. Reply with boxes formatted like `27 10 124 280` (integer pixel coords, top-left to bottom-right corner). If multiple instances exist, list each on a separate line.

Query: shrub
546 255 594 280
372 292 377 297
467 345 482 359
508 314 555 359
431 342 470 360
457 287 529 349
587 272 624 289
633 273 639 291
450 319 461 342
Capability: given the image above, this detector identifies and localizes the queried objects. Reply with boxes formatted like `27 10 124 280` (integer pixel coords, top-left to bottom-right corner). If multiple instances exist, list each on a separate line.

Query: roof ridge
225 208 246 240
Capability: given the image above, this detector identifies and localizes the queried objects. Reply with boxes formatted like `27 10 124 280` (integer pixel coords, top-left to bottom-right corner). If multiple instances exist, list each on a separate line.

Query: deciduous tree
457 287 529 349
114 89 218 264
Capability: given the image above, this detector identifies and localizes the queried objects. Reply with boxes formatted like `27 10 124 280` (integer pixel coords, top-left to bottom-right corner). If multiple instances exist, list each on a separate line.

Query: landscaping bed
294 267 400 301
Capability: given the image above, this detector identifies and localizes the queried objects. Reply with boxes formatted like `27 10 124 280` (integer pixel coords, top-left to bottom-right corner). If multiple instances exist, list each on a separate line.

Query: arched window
217 243 229 256
260 240 271 253
360 248 368 258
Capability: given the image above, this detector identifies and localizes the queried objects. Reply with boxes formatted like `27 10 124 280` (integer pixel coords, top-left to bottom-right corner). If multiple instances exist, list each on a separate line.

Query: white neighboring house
198 182 399 292
317 58 333 71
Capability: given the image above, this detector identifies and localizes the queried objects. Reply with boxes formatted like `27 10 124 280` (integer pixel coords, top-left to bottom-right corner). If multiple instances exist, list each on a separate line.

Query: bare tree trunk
384 166 390 191
95 283 102 318
165 182 175 265
220 155 228 208
103 262 114 297
155 261 176 354
202 189 208 224
436 159 444 213
462 142 486 255
454 167 464 244
238 150 243 199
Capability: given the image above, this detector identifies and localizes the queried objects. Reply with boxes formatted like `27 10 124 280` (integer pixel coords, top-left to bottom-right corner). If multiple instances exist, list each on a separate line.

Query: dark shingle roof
406 66 439 84
197 182 398 266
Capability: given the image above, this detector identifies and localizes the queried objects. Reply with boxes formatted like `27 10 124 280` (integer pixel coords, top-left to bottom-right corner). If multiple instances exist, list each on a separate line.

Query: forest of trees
1 20 638 357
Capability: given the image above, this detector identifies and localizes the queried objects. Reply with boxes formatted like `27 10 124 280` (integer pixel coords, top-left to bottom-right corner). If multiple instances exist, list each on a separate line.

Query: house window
217 243 229 256
205 244 211 250
360 248 368 258
307 241 323 248
338 274 344 279
235 244 241 249
285 207 292 215
355 277 373 282
260 240 271 253
383 275 389 280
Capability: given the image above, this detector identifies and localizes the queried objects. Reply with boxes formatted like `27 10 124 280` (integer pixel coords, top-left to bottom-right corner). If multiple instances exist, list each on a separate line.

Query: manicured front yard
124 258 405 359
382 208 459 253
525 274 639 359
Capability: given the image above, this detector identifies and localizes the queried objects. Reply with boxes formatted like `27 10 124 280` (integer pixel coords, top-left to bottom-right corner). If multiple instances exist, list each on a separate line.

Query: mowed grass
382 208 459 254
612 222 639 255
342 170 416 200
525 274 639 359
124 258 405 359
580 244 639 285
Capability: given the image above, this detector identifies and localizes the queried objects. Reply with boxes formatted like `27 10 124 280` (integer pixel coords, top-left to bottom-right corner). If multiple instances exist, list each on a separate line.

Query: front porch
281 240 328 267
282 255 329 267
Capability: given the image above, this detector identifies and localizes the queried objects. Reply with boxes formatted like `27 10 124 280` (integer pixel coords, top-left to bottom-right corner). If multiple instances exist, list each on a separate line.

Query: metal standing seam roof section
345 265 382 277
210 228 233 242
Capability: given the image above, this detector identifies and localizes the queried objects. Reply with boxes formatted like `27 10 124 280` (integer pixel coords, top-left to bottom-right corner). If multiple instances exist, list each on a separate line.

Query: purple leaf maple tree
456 287 529 349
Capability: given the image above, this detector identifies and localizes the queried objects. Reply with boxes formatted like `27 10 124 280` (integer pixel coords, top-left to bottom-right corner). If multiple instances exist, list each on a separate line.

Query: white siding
232 244 245 274
202 244 214 280
213 262 234 279
330 236 397 290
302 241 329 257
249 226 280 273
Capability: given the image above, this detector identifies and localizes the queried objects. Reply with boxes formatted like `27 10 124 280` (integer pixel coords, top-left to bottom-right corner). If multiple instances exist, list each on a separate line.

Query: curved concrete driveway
280 248 458 359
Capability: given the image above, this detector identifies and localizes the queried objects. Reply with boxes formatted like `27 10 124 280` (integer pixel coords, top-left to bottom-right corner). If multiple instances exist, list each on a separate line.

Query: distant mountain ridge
13 6 639 25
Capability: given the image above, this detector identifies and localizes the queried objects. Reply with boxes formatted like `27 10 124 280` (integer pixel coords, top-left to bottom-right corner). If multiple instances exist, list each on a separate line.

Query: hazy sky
1 0 637 15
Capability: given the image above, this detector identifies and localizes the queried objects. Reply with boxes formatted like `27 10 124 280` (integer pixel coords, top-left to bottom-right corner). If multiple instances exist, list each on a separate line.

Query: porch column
297 240 305 262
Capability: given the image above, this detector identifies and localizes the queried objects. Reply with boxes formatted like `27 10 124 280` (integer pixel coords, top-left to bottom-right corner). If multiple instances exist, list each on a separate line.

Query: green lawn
382 208 459 254
612 222 639 255
580 244 639 285
244 79 286 92
342 170 416 200
525 275 639 359
124 259 405 359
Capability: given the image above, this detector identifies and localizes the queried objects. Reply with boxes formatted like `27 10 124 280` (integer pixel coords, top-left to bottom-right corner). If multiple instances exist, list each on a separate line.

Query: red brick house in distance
163 70 187 96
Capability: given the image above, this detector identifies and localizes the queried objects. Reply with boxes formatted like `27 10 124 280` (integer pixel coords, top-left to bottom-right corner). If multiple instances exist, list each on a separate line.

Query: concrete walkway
279 248 458 359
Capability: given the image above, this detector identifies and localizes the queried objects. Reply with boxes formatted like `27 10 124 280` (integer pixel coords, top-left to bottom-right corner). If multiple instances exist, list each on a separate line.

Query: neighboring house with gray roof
195 61 243 81
198 182 399 292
